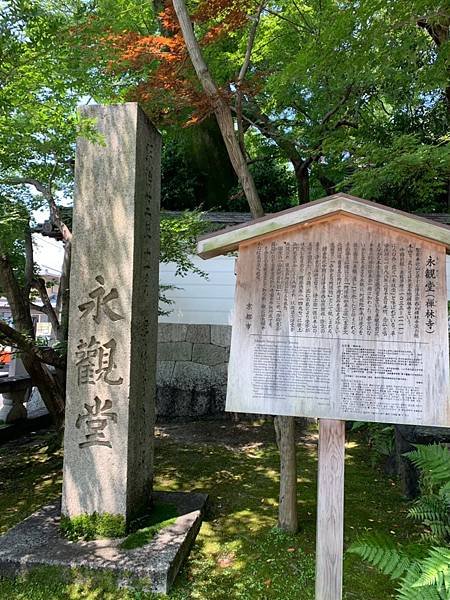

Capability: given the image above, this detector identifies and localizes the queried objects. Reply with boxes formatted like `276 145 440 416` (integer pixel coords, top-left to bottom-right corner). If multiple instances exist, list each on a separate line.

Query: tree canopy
73 0 449 212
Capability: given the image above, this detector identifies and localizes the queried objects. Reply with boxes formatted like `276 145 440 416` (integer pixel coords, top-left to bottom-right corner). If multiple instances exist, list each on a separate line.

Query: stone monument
0 103 208 595
62 103 161 522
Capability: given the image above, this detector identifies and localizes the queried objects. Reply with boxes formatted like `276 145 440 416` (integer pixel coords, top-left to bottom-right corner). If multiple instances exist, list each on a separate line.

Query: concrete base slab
0 491 208 595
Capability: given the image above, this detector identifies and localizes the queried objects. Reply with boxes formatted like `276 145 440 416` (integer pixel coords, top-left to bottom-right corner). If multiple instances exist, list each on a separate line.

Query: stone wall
156 324 231 419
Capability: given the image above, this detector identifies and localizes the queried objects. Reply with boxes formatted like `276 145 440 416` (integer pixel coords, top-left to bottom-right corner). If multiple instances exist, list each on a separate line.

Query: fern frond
411 547 450 593
408 494 450 543
440 481 450 501
409 495 449 522
348 535 411 580
397 561 443 600
405 445 450 486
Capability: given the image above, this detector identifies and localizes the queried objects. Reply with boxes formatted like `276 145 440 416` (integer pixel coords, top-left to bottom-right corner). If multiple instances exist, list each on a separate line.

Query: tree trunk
290 155 310 204
274 415 298 532
172 0 264 219
295 164 310 204
20 353 65 430
56 240 71 344
172 0 297 533
316 169 336 197
0 252 65 429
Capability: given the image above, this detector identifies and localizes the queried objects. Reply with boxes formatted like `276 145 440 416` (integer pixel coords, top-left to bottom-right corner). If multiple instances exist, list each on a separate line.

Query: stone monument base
0 491 207 595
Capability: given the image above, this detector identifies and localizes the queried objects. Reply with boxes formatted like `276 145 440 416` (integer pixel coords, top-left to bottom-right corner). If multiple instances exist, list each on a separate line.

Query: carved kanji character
78 275 124 324
76 396 118 448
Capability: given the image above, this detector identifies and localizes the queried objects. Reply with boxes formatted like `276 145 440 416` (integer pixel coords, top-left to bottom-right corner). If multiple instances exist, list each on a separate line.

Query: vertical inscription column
62 104 161 522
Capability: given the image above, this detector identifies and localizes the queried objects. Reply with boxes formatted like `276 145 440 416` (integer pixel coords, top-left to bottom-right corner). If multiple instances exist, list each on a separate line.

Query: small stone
186 325 210 344
158 324 188 343
192 343 227 366
210 325 231 347
158 342 192 362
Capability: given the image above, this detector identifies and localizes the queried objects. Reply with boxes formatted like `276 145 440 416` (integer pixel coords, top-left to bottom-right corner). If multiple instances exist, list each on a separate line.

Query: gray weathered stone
157 361 175 387
192 343 228 366
210 363 229 387
0 492 208 595
3 390 28 423
62 103 161 522
186 324 211 344
158 342 192 362
172 362 212 390
210 325 232 347
158 323 188 343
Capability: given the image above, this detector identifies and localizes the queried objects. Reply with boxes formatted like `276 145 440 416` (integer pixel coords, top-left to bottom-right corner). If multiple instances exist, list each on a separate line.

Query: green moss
0 422 424 599
120 503 178 550
60 512 126 541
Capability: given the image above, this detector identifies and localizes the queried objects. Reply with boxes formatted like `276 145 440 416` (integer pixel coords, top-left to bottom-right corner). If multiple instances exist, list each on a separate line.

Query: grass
0 421 421 599
120 503 178 550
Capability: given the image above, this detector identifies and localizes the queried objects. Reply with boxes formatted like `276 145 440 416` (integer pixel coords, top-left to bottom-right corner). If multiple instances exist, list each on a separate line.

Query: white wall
160 254 450 326
159 255 236 325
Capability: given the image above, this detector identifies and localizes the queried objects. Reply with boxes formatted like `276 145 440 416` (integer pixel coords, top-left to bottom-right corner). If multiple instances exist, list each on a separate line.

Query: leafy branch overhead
77 0 450 210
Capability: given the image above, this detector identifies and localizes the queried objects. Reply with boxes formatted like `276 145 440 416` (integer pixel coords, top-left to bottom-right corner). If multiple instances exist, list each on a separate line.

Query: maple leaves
100 0 258 126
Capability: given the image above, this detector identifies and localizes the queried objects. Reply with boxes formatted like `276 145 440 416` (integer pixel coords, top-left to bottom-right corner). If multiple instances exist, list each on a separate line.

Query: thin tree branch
291 0 315 34
237 2 265 85
0 319 65 370
32 276 60 336
321 85 354 126
29 303 48 314
236 1 265 158
56 240 71 343
334 119 358 129
264 8 304 33
1 176 72 242
23 222 34 296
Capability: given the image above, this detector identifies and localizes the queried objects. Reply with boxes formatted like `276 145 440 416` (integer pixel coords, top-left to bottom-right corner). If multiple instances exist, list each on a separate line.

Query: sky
33 234 64 276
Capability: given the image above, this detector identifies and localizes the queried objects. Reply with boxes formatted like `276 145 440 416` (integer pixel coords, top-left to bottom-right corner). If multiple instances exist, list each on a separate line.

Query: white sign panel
227 215 450 426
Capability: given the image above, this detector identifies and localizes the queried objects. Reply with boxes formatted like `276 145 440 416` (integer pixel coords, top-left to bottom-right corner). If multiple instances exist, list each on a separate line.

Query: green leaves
348 534 412 580
349 539 450 600
348 443 450 599
406 444 450 487
160 210 207 277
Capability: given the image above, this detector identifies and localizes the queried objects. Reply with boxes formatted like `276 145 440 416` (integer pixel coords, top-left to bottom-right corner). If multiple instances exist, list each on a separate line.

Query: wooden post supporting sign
316 419 346 600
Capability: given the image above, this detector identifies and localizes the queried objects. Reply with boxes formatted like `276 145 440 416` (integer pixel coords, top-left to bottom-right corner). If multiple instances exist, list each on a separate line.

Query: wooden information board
197 194 450 600
228 214 449 427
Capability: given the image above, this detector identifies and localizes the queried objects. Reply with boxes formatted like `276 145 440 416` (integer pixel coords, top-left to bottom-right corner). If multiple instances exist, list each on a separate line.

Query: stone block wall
156 324 231 419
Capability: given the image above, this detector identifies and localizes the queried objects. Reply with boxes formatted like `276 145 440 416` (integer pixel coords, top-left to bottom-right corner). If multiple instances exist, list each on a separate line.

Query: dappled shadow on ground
155 417 316 450
0 419 416 599
0 432 62 535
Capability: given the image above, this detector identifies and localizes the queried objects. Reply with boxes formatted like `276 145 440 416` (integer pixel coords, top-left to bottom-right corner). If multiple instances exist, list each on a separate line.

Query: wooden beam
315 419 346 600
197 194 450 258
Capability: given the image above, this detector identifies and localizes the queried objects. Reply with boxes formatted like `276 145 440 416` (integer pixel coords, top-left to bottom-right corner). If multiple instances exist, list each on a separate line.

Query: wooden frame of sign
197 193 450 600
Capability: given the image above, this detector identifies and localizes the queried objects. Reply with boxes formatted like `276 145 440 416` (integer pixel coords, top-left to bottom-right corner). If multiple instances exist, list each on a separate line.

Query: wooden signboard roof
197 193 450 258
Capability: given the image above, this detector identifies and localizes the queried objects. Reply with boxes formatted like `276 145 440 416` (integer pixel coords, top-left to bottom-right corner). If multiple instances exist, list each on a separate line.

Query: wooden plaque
227 214 450 427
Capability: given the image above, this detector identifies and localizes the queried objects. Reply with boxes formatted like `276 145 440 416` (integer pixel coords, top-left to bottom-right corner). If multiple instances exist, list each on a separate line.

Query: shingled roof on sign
197 193 450 259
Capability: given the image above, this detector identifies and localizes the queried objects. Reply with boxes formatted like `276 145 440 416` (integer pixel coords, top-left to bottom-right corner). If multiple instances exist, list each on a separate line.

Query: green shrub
348 444 450 599
350 422 395 467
